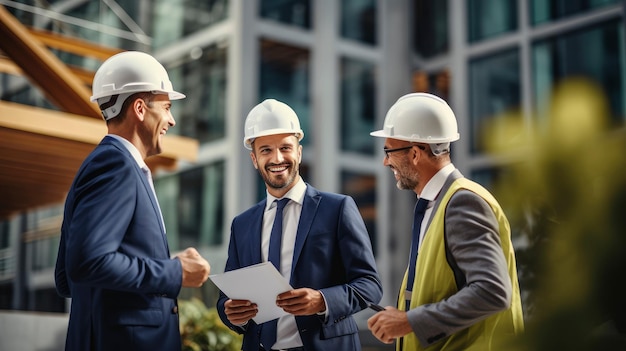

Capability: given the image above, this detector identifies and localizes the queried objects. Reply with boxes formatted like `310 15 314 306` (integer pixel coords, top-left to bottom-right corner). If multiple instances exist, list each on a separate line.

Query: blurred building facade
0 0 624 343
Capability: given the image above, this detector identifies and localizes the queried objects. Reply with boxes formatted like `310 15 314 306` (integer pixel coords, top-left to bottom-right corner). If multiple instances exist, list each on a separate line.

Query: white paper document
209 262 293 324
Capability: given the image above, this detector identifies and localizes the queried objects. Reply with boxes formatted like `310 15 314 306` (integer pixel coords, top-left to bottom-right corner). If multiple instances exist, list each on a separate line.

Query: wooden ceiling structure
0 5 198 219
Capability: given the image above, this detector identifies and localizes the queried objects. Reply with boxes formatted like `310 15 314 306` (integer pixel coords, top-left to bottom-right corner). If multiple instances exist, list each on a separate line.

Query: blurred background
0 0 624 350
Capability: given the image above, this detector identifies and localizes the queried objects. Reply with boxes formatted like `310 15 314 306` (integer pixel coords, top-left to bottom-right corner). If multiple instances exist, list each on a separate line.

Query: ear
410 146 421 166
132 98 146 122
250 152 258 169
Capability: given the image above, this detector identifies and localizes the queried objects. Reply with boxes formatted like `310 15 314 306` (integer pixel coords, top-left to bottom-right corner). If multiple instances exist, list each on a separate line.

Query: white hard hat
243 99 304 150
90 51 185 120
370 93 459 155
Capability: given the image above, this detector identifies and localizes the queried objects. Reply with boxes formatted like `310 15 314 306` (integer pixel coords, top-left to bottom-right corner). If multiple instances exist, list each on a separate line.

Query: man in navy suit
55 51 211 351
216 99 383 351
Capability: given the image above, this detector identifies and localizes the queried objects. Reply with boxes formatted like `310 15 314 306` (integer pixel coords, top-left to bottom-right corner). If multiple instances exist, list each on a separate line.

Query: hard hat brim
370 130 388 138
244 128 304 149
91 89 185 102
370 129 460 143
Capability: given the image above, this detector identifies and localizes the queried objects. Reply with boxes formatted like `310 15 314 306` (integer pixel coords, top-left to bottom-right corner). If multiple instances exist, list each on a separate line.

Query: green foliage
483 78 626 350
179 298 242 351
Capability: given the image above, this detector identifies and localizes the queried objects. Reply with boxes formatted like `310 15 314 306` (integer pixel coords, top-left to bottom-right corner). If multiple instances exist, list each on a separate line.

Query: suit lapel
248 202 266 264
291 185 321 278
103 136 169 249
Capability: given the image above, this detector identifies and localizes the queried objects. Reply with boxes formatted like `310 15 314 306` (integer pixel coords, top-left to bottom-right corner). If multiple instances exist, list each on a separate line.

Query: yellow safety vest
397 178 524 351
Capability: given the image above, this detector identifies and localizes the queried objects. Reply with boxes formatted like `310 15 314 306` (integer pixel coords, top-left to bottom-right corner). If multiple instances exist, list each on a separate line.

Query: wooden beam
29 28 122 61
0 56 96 85
0 4 101 118
0 101 198 162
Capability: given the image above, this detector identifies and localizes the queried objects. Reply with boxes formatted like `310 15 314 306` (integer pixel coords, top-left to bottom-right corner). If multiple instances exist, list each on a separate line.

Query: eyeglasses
383 144 425 158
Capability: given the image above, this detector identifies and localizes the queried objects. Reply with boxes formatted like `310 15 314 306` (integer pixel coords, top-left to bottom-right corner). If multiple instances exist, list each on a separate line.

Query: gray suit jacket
407 170 512 347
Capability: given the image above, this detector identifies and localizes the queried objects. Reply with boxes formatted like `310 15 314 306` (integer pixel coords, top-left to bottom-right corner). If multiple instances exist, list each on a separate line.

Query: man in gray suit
367 93 524 351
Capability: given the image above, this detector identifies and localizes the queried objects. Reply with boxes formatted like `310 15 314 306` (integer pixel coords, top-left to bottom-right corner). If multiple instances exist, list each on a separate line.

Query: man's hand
276 288 326 316
224 299 258 326
367 307 413 344
176 248 210 288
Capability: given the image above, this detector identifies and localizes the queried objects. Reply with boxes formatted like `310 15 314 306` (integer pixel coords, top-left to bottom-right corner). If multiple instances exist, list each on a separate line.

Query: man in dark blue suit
216 99 383 351
55 51 211 351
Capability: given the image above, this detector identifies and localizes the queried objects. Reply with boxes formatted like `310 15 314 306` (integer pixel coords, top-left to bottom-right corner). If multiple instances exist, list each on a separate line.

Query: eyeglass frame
383 144 426 158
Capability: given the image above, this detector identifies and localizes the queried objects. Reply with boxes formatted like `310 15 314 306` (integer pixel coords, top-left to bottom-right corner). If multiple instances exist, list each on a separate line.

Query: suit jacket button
172 306 178 314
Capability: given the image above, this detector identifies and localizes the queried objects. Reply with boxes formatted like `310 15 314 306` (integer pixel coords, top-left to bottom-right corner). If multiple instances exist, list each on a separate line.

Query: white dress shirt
262 177 307 349
417 163 455 247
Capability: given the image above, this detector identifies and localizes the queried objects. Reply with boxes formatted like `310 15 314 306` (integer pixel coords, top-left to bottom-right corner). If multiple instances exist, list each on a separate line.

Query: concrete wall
0 311 67 351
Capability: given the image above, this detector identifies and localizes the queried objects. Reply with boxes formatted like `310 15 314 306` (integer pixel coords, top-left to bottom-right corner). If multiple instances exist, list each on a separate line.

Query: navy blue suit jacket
217 184 382 351
55 136 183 351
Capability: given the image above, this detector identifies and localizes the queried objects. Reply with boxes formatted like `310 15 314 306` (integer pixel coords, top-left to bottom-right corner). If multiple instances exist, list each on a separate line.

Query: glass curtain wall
413 0 448 58
468 0 518 42
167 44 228 143
532 20 625 125
260 0 311 28
531 0 621 24
156 161 225 252
152 0 228 49
469 49 521 154
340 0 377 45
340 57 376 155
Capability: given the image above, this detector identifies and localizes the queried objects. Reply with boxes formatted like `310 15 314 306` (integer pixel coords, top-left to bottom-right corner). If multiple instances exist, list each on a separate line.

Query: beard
393 162 419 191
258 162 299 191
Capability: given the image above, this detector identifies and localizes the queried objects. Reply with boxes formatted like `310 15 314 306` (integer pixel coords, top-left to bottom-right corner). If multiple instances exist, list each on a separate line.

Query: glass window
29 236 60 272
468 0 518 43
260 0 311 28
156 161 225 251
47 0 144 50
340 57 376 154
67 0 144 50
413 0 448 58
259 39 310 145
0 74 54 109
530 0 620 25
0 221 8 249
533 20 625 124
340 0 377 45
167 43 228 143
341 172 378 255
0 220 14 280
152 0 229 49
412 69 451 101
469 49 521 154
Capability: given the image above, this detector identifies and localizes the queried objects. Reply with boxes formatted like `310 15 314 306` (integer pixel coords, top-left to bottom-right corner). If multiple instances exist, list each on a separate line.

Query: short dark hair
106 92 156 125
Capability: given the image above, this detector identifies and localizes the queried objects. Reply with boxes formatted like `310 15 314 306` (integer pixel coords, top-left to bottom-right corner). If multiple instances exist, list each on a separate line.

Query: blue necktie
405 197 429 311
260 198 289 350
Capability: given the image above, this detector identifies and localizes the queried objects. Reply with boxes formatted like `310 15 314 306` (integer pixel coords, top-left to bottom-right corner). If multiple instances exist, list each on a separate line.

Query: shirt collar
265 177 307 211
107 134 147 169
419 163 455 202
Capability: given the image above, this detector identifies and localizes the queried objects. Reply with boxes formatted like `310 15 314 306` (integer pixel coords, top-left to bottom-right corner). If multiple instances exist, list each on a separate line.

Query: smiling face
138 94 176 157
383 139 421 192
250 133 302 198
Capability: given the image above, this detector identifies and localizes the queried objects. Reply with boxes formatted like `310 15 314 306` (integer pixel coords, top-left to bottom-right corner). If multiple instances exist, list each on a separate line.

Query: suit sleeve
318 196 383 332
216 219 247 333
63 151 182 298
408 189 511 347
